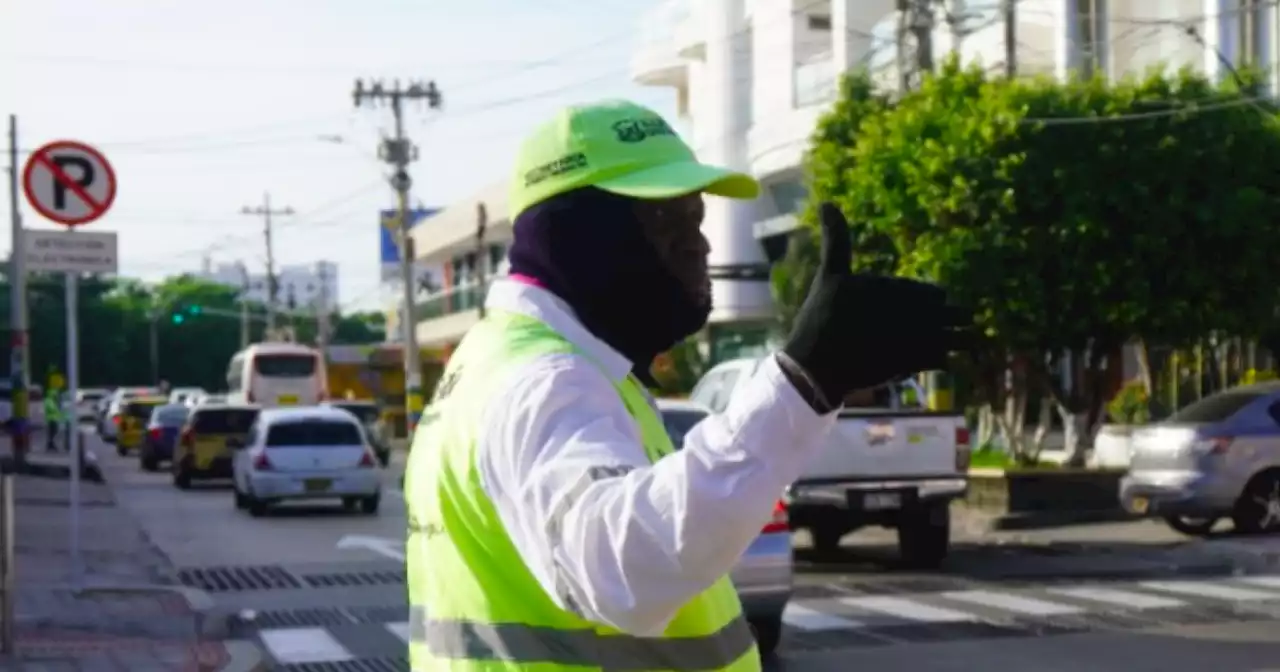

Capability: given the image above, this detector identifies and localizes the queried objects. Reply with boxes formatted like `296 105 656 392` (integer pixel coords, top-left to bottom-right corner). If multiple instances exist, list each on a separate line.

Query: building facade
203 261 340 314
405 0 1276 363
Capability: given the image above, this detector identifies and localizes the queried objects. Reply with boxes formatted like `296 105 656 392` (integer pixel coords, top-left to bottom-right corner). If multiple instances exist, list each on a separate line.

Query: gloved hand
781 203 972 411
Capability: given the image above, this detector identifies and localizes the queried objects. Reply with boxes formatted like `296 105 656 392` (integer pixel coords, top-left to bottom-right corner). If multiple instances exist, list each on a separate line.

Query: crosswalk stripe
782 603 863 630
940 590 1084 616
838 595 977 623
1235 575 1280 590
1140 580 1278 602
260 627 355 664
386 622 412 643
1045 586 1186 610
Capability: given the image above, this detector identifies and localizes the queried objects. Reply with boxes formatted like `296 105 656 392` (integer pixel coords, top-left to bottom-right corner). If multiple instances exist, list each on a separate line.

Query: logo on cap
612 117 676 143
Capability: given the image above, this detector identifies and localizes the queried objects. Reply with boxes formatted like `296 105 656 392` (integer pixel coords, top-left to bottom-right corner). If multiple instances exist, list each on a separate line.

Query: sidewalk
0 440 263 671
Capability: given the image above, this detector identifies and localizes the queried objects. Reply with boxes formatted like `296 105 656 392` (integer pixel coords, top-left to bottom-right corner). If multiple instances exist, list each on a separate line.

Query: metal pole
7 115 29 467
149 311 159 384
238 263 251 349
65 270 81 588
391 97 425 438
0 471 13 653
263 193 277 334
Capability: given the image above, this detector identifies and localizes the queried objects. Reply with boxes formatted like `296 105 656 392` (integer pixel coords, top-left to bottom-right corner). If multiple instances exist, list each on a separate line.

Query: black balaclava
507 186 710 383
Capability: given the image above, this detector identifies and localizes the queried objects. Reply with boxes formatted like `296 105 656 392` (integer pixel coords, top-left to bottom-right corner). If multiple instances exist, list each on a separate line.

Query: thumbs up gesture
780 203 973 408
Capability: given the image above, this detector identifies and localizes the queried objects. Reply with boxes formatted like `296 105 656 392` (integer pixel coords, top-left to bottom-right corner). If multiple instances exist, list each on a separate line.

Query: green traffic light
189 305 202 315
172 314 185 325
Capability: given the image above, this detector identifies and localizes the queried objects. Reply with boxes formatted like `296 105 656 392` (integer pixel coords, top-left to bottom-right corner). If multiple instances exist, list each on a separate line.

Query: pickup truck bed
689 358 970 568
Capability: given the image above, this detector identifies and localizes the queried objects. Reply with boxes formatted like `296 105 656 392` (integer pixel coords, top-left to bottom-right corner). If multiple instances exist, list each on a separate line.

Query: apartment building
203 260 340 313
405 0 1275 363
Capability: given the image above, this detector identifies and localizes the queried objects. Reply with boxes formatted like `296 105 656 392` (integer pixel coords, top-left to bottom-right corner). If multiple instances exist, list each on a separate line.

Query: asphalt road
89 435 1280 671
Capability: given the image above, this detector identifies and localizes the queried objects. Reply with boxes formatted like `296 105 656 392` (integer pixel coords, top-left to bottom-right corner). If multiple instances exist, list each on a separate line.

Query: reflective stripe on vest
408 606 756 671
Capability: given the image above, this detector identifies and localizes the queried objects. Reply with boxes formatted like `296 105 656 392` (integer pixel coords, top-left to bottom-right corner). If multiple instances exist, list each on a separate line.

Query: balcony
632 0 691 86
793 55 837 108
413 278 496 347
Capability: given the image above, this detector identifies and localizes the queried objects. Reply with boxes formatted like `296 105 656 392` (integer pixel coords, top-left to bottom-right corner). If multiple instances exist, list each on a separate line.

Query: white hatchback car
231 406 382 517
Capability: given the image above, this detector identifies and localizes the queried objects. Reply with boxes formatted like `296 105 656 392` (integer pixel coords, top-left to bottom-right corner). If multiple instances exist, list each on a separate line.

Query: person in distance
402 99 971 671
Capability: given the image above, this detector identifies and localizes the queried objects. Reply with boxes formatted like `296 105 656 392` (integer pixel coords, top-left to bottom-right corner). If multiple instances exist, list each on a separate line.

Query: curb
986 509 1138 531
220 640 270 672
74 583 233 640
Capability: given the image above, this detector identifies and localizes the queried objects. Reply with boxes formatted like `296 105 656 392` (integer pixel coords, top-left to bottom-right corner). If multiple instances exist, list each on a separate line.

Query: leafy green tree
808 58 1280 462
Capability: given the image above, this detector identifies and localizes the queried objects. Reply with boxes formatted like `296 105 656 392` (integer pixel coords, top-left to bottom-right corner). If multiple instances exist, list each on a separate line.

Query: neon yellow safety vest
404 310 760 671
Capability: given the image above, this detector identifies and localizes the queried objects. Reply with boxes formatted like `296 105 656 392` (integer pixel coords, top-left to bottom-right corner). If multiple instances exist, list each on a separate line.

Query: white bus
226 343 328 408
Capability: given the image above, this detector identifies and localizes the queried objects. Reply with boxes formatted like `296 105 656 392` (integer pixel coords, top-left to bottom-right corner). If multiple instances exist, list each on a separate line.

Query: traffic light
170 304 203 325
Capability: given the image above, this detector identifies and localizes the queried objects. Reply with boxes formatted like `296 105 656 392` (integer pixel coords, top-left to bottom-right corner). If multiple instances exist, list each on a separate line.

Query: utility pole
240 193 293 337
6 115 29 465
1002 0 1017 78
352 78 442 440
315 263 331 351
910 0 935 86
475 203 488 320
237 262 251 349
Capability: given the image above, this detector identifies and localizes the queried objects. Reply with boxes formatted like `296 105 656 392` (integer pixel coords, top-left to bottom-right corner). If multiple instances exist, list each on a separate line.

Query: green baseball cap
508 99 760 219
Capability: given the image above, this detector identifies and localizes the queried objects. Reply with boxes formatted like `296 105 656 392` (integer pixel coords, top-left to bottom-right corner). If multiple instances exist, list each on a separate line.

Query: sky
1 0 675 312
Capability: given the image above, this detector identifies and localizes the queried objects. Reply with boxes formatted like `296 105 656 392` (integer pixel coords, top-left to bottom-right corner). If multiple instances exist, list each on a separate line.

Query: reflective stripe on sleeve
409 605 755 671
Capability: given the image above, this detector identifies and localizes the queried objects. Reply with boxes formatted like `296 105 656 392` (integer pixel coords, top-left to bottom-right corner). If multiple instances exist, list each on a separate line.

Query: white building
203 261 340 314
404 0 1276 363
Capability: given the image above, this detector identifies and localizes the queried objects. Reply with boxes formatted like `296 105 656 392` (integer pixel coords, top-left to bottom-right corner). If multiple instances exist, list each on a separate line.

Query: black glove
781 203 972 411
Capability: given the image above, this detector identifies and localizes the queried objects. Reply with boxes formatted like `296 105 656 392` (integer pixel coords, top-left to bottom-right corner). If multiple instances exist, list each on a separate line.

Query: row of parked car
103 391 393 518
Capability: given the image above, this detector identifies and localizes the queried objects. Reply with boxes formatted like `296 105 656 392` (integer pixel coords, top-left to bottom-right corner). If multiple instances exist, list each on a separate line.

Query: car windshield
266 420 363 447
661 408 708 447
125 401 164 420
192 408 259 434
152 405 190 426
254 354 317 377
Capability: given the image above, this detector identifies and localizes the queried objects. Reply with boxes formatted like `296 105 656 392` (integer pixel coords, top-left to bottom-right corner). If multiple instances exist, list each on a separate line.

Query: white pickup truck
690 357 971 568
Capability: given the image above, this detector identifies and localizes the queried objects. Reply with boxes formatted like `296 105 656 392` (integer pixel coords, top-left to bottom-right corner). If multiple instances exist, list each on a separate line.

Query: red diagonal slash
33 151 105 215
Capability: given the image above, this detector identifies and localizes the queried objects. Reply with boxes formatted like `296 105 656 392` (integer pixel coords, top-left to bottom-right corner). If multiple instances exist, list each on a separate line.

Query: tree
808 58 1280 462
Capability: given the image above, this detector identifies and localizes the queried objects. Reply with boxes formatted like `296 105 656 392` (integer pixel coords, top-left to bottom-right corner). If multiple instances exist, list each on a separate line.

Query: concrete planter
1091 424 1136 469
963 467 1132 529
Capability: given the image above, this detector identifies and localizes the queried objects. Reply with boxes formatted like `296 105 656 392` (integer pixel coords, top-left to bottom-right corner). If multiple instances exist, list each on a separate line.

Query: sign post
22 140 117 589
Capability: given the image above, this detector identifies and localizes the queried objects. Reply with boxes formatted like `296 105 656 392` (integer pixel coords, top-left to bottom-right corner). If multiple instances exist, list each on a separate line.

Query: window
125 401 163 421
1075 0 1106 78
661 409 709 447
152 405 190 427
807 15 832 31
266 420 363 447
1168 391 1265 424
767 181 808 215
1239 0 1269 65
253 354 317 377
193 408 260 434
689 372 724 409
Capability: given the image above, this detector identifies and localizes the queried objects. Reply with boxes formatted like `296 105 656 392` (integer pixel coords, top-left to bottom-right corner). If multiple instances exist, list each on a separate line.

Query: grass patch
969 446 1060 470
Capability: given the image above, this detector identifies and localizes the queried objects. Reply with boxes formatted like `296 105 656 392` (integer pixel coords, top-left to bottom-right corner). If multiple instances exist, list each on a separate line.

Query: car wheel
897 502 950 569
247 492 269 517
748 613 783 658
1233 470 1280 534
233 482 248 510
115 444 127 457
361 494 381 515
140 450 158 472
1163 515 1218 536
172 461 192 490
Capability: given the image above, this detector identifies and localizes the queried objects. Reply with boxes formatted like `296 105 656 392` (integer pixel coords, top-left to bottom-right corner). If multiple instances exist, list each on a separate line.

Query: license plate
1131 497 1150 514
863 492 902 510
304 478 331 493
278 395 298 405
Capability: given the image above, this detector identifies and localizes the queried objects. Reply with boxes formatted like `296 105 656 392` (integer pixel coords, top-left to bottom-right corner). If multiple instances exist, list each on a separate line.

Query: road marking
386 621 411 643
782 603 863 630
838 595 977 623
1046 586 1186 610
940 590 1084 616
1235 575 1280 590
336 535 405 561
1140 580 1278 601
260 627 354 664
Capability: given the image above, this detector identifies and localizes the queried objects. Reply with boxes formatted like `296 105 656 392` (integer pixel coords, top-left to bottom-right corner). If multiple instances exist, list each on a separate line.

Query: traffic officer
43 388 65 452
403 99 969 670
